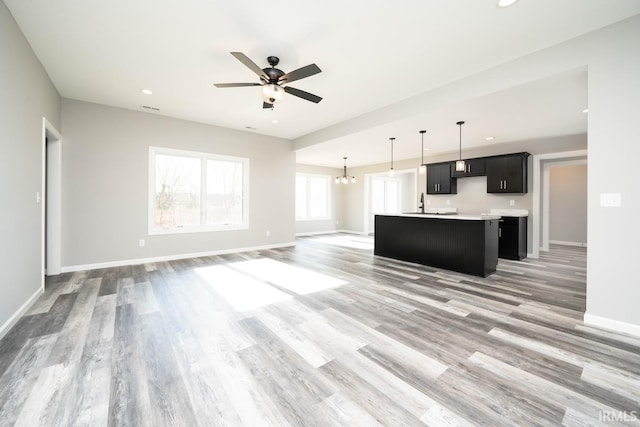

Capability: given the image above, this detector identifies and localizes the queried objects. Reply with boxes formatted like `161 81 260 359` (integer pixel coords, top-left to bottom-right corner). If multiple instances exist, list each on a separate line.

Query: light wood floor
1 234 639 426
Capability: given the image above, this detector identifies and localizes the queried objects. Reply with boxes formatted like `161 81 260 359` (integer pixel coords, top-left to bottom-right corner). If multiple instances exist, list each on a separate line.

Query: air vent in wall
142 105 160 111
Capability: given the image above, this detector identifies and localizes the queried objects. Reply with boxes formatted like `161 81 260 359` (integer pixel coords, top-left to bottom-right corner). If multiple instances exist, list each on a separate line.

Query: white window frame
295 173 331 221
148 146 250 235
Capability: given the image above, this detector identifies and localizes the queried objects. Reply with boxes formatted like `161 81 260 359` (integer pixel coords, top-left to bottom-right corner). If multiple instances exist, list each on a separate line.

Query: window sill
148 224 249 235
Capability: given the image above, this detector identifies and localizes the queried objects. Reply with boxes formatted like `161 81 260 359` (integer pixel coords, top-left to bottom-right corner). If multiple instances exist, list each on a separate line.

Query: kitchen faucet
419 192 425 214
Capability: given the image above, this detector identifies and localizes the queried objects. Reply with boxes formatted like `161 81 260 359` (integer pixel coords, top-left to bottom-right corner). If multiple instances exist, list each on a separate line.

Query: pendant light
455 121 466 172
389 137 395 177
335 157 356 184
419 130 427 174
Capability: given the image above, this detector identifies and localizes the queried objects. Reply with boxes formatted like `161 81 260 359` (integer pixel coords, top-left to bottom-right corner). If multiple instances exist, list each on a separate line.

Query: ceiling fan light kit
214 52 322 108
261 84 284 104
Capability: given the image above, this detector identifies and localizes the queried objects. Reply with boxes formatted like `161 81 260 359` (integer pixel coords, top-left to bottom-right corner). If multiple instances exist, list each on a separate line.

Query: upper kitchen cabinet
427 162 457 194
486 153 530 194
451 157 486 178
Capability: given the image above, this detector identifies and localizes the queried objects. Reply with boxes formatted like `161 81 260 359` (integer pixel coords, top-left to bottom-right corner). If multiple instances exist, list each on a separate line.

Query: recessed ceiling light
485 136 495 141
497 0 519 7
423 148 430 151
272 120 279 124
140 89 153 95
582 108 589 113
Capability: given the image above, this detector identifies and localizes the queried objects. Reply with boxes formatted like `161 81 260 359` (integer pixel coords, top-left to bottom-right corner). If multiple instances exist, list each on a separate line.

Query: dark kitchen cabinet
498 216 527 260
375 214 499 277
451 157 486 178
486 153 529 193
427 162 457 194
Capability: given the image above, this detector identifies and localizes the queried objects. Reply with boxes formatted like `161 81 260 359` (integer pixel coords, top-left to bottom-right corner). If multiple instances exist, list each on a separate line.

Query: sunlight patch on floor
195 265 292 311
313 235 374 250
231 258 347 295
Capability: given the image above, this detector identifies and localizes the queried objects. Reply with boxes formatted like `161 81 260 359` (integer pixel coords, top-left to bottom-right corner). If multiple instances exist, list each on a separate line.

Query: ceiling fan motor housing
262 66 285 83
262 57 284 103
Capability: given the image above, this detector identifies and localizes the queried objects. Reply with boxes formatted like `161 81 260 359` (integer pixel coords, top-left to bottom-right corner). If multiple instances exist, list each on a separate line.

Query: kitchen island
374 213 500 277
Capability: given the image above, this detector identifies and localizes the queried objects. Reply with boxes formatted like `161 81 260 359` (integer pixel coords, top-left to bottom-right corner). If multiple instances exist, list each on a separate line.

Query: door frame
41 117 62 286
531 149 587 258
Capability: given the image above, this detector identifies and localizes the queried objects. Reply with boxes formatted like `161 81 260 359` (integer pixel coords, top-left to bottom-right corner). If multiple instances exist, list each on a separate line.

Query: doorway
531 149 587 258
545 161 588 249
41 118 62 288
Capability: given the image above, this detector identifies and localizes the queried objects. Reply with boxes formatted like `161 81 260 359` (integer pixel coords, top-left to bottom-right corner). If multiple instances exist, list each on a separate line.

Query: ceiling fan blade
263 102 273 109
230 52 269 81
278 64 321 84
214 83 261 88
284 86 322 103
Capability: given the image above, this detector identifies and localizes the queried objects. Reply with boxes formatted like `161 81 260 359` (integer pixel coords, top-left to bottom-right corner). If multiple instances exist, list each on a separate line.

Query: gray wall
61 99 295 268
549 164 587 245
583 16 640 330
0 2 61 331
295 163 342 235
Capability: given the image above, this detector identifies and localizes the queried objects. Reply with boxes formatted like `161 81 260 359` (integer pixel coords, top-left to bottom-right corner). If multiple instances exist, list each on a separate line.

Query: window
295 173 331 220
371 177 400 214
149 147 249 234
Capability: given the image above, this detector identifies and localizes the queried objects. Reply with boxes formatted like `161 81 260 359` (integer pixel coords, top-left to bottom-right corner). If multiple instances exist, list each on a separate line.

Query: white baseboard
0 287 43 341
550 240 587 247
584 313 640 338
61 242 297 273
295 230 338 237
337 229 370 235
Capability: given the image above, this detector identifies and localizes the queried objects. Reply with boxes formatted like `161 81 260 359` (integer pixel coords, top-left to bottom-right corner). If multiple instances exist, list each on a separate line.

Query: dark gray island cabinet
374 214 500 277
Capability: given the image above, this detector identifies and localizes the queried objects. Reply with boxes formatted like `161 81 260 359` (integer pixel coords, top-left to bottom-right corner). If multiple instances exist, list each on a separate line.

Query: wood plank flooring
1 234 639 426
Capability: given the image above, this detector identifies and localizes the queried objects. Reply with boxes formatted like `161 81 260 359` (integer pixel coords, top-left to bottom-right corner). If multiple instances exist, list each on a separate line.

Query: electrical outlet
446 199 450 205
426 199 431 205
510 199 515 206
139 239 145 247
266 230 271 237
336 220 339 225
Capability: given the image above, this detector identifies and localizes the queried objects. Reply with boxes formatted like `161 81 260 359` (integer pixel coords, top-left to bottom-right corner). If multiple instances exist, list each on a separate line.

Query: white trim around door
531 149 587 259
42 117 63 284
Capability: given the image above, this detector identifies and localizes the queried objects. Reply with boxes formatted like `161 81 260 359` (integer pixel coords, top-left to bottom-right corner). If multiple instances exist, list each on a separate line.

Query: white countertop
380 207 527 221
424 207 458 215
380 213 501 221
489 208 529 217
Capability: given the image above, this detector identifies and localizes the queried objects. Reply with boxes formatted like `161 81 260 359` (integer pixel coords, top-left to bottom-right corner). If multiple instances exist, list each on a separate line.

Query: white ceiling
6 0 640 167
296 68 589 167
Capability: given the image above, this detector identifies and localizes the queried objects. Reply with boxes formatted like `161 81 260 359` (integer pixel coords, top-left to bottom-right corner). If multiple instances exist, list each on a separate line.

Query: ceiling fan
214 52 322 108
